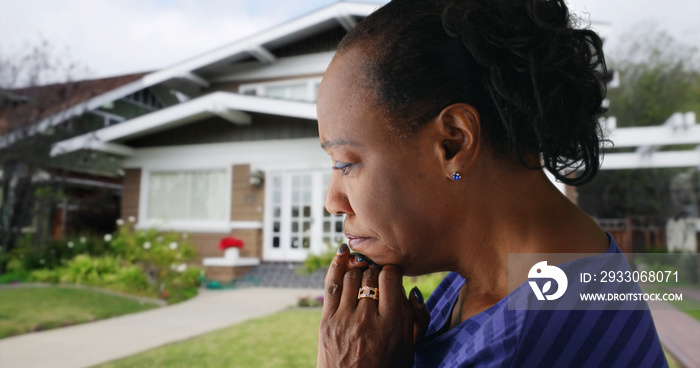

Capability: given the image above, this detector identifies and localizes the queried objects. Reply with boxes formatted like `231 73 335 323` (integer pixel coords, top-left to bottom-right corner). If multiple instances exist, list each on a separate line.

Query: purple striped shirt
414 236 668 367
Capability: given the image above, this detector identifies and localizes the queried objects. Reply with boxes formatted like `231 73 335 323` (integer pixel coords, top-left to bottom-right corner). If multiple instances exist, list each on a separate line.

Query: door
264 170 346 261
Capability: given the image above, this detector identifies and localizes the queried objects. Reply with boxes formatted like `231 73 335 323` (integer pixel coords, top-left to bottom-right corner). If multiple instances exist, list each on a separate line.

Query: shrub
21 218 202 304
7 234 110 274
114 266 150 292
299 247 336 275
29 269 59 283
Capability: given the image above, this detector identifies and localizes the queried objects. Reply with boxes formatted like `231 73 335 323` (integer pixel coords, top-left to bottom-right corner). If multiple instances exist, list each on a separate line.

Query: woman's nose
325 174 353 215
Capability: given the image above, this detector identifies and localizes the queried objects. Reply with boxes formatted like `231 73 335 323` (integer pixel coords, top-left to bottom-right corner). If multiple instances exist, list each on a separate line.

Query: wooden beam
248 45 276 64
179 72 210 88
211 105 252 126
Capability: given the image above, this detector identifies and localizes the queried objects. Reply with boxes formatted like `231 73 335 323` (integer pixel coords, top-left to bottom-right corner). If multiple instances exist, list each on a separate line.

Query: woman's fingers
357 265 381 312
322 244 351 317
377 265 405 316
410 286 431 343
339 265 364 310
349 252 371 268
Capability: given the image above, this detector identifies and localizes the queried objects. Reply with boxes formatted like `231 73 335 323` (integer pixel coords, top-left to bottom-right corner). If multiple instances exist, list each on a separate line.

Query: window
124 89 162 110
264 170 346 261
239 77 322 102
266 83 308 101
147 170 227 222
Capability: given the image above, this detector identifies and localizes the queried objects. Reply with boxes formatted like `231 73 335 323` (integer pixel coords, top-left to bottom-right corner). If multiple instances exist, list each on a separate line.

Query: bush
22 218 203 304
6 234 110 275
29 269 59 283
0 272 28 284
115 266 150 292
299 247 336 275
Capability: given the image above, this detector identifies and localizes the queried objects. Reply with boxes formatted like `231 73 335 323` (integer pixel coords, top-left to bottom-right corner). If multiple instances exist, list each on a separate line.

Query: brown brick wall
121 169 141 222
231 164 265 222
231 164 265 259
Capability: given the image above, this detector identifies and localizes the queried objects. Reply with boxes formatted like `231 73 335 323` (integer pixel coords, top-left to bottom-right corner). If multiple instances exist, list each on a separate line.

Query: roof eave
50 92 317 157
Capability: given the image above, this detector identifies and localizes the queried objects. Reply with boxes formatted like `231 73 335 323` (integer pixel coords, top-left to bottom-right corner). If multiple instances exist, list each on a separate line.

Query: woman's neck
449 167 608 322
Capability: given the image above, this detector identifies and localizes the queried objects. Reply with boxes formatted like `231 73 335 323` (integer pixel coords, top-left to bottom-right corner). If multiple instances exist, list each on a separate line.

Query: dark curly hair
337 0 608 186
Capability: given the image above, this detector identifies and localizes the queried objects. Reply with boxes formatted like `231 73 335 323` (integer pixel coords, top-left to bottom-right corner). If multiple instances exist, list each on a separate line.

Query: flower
128 216 136 223
218 237 245 251
67 241 74 248
169 242 178 250
176 263 187 273
143 242 151 250
104 234 113 242
80 237 86 243
116 219 125 226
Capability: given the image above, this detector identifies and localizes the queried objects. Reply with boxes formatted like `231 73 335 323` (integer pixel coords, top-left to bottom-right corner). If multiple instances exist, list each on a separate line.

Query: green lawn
96 308 322 368
96 306 681 368
0 286 159 339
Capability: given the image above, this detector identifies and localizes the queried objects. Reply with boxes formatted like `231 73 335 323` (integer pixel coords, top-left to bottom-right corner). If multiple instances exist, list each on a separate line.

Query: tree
607 23 700 128
578 24 700 221
0 40 101 271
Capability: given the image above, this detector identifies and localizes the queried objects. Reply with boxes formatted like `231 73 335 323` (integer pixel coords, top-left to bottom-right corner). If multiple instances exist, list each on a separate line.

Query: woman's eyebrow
320 139 363 151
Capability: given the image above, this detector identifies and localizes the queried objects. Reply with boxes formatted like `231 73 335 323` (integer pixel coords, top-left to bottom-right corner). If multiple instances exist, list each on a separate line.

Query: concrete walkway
0 287 323 368
649 300 700 368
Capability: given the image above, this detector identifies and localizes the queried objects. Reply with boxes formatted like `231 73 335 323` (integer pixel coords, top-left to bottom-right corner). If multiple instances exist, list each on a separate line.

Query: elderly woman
315 0 667 367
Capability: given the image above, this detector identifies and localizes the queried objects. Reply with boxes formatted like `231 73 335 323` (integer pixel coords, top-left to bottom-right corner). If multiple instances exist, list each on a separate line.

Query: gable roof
0 2 379 148
50 92 317 157
0 73 147 136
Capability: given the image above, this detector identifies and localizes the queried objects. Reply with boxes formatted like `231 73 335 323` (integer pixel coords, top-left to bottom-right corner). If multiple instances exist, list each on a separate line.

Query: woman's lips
345 234 371 250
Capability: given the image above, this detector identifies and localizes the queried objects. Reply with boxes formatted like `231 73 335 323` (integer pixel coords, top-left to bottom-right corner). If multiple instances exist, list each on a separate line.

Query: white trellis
603 112 699 170
548 111 700 193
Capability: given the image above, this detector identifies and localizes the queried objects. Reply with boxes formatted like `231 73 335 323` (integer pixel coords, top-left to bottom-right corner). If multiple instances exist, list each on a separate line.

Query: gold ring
358 286 380 300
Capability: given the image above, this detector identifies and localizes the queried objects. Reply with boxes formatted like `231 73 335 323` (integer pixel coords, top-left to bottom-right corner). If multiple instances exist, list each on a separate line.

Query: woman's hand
317 244 430 368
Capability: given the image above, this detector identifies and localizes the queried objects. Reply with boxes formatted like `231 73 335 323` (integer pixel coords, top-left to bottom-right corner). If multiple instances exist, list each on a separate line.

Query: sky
0 0 698 82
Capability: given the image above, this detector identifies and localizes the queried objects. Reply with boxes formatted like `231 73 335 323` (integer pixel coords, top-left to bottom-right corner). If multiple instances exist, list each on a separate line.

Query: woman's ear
434 103 481 176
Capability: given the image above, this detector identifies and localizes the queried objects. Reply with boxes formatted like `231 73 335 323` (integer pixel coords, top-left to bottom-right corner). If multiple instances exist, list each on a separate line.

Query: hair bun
443 0 607 185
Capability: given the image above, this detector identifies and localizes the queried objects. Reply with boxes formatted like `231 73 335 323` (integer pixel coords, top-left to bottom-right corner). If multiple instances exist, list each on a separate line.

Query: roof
50 92 317 157
1 2 379 148
0 72 147 136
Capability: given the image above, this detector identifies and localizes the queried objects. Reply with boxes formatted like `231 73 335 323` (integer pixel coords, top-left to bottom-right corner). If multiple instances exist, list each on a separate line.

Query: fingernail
411 286 424 304
337 243 348 255
355 253 369 263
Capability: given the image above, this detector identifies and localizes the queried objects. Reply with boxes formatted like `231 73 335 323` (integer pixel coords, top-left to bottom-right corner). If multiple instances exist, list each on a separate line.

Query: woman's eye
332 161 353 175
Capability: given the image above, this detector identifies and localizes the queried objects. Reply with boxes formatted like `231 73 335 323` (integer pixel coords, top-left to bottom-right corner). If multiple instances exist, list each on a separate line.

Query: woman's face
317 48 459 275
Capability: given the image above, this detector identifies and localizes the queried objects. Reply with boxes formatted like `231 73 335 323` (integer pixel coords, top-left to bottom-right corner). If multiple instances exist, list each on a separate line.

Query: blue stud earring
451 172 462 181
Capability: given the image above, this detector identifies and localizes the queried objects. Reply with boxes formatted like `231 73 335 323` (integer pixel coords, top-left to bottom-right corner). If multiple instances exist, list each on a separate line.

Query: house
46 2 617 276
0 73 154 243
48 2 380 270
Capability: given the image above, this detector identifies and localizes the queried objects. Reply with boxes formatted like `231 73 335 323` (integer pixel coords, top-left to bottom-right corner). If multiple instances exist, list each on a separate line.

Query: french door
264 170 346 261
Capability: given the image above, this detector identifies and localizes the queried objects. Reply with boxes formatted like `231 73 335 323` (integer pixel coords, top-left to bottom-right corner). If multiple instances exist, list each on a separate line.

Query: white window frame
239 77 323 102
263 169 345 262
137 166 232 233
